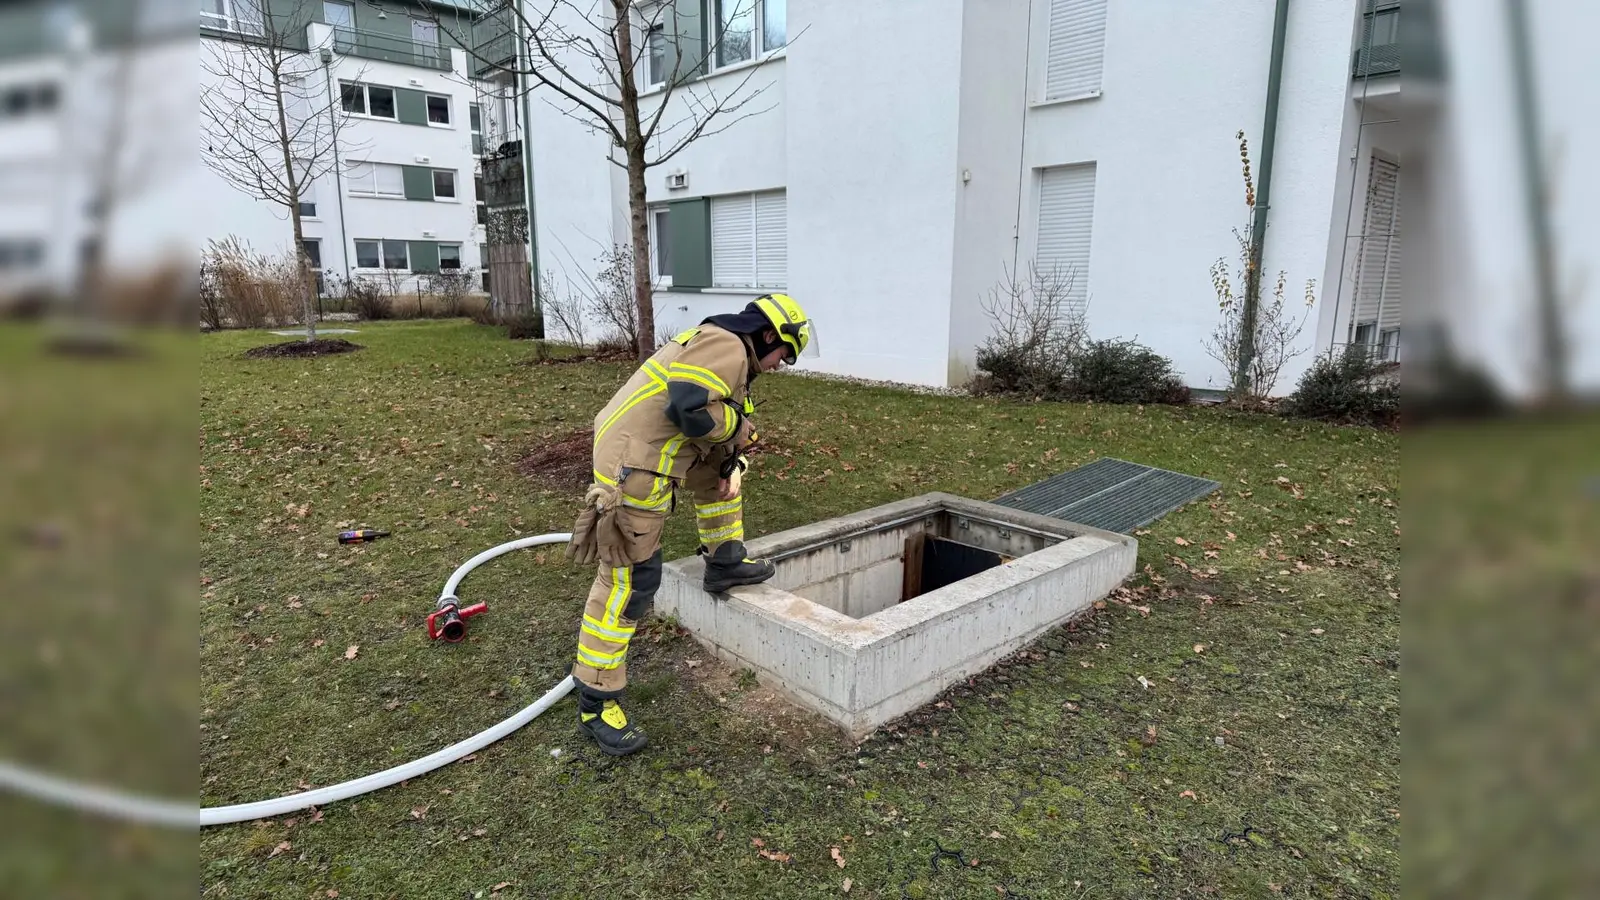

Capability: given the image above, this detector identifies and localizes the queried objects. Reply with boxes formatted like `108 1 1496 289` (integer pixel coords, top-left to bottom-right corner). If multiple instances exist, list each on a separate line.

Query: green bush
505 308 545 340
1283 344 1399 427
1066 339 1191 405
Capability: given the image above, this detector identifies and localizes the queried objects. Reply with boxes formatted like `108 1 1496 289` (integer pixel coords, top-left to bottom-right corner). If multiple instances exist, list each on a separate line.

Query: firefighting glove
719 453 749 497
566 483 625 568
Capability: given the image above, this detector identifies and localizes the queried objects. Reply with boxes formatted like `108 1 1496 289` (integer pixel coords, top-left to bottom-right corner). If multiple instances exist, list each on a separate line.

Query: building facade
523 0 1403 392
197 0 516 300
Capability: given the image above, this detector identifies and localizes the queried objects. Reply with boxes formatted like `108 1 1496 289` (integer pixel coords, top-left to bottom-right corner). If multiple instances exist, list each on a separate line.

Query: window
411 18 439 45
345 161 405 197
354 240 381 268
426 94 450 126
648 207 672 281
710 190 785 289
297 180 317 218
647 24 669 87
322 0 353 29
200 0 264 35
354 239 409 270
432 169 456 199
1368 7 1399 45
0 238 45 270
470 103 483 154
439 244 463 270
1034 162 1096 316
762 0 785 52
0 82 60 120
301 239 324 294
475 175 488 225
340 81 396 119
715 0 755 68
1044 0 1108 101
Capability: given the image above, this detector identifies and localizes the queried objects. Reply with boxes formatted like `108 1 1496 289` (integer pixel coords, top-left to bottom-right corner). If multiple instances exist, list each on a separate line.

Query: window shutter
1353 156 1400 331
1045 0 1108 100
409 240 440 273
1035 163 1097 317
666 198 711 289
711 194 755 288
375 164 404 196
346 162 376 193
395 87 428 125
401 165 435 200
754 191 787 288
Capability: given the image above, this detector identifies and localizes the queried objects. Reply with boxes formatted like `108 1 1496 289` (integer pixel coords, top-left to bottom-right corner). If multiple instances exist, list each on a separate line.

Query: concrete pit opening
659 493 1138 738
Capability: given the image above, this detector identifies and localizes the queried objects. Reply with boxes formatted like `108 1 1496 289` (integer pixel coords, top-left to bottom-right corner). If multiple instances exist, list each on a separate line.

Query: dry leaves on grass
268 840 291 858
1173 537 1192 546
758 848 792 863
831 846 847 868
842 877 853 893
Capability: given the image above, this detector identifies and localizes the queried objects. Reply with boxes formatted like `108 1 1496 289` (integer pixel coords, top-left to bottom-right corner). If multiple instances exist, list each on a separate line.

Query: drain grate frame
992 458 1220 534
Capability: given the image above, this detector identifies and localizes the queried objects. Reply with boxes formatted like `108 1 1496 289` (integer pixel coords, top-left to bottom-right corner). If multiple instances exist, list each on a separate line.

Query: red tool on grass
427 595 487 642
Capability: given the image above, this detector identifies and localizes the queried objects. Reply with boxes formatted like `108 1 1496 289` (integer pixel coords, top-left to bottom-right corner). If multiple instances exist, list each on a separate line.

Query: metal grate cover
992 458 1220 534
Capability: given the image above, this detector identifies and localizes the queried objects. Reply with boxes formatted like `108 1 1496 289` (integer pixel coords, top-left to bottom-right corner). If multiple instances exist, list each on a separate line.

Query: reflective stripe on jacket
591 324 757 485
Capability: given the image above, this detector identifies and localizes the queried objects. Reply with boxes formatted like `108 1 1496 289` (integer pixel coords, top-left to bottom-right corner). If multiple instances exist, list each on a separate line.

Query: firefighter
564 294 816 756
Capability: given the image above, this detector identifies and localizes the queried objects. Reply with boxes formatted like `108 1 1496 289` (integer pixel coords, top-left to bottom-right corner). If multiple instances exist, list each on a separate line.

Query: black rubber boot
702 540 776 594
576 690 648 757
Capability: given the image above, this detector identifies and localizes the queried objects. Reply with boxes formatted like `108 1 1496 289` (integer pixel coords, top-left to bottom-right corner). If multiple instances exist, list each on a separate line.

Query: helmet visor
781 319 818 363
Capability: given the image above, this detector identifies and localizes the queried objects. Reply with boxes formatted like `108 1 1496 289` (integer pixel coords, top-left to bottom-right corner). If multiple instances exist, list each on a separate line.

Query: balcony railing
333 26 449 71
472 30 518 77
1352 42 1399 78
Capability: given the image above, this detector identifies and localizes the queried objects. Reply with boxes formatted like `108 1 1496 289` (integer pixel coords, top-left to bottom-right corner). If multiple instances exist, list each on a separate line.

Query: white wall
988 0 1357 392
784 0 964 385
946 0 1033 385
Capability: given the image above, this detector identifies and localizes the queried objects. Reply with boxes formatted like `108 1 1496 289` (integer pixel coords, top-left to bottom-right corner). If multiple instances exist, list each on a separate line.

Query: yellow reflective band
711 404 736 442
668 361 730 395
603 567 631 626
576 640 627 661
698 522 746 543
576 645 624 669
582 614 636 642
673 327 701 345
695 498 743 518
582 622 635 646
655 433 686 477
644 359 670 382
621 491 672 511
595 381 665 445
593 470 618 486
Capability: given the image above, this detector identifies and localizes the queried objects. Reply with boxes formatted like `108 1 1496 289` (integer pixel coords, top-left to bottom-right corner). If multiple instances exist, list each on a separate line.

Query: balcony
333 26 449 72
1352 42 1399 78
472 29 518 77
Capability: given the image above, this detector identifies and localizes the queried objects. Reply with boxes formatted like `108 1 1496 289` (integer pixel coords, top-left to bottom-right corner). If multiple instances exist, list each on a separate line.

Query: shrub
420 269 476 319
1066 339 1190 405
973 262 1086 397
1282 344 1400 427
506 308 545 340
345 277 392 320
202 236 301 328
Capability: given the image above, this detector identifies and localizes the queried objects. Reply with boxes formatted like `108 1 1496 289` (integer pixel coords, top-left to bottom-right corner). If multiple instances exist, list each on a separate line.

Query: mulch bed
244 339 363 359
516 429 594 492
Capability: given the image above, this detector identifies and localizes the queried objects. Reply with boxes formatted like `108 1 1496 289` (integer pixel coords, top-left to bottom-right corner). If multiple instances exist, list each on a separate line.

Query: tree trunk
626 148 653 360
290 208 317 343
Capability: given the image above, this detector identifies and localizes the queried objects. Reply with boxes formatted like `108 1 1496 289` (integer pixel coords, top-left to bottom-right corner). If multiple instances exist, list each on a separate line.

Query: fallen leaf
758 848 791 862
268 840 291 858
686 659 702 668
492 884 512 893
751 837 766 848
384 699 401 710
1134 605 1151 617
1137 675 1154 690
344 645 359 660
989 830 1004 839
843 877 853 893
1204 549 1219 559
410 805 428 819
312 639 325 648
969 858 980 867
309 809 324 823
916 761 928 769
831 846 847 868
1173 537 1191 546
286 596 303 609
1194 643 1207 653
327 892 339 898
473 828 488 837
1226 531 1237 541
1180 790 1198 800
1311 628 1325 635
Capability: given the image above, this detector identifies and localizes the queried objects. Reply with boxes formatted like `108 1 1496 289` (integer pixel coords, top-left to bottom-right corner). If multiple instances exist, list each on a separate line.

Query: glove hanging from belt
566 481 632 568
719 452 750 497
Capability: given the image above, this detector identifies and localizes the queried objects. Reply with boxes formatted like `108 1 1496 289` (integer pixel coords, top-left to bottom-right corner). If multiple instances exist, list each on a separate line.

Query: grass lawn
199 320 1399 899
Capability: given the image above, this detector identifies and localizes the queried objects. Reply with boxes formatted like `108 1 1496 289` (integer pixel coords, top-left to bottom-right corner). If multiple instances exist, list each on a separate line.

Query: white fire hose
0 533 576 829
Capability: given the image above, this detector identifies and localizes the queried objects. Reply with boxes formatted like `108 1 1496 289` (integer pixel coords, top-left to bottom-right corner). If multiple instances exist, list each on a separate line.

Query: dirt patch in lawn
244 338 362 358
517 429 594 492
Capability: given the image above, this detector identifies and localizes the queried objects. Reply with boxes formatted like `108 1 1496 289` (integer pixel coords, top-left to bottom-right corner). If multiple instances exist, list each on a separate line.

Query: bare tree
200 0 364 343
974 261 1087 396
425 0 781 360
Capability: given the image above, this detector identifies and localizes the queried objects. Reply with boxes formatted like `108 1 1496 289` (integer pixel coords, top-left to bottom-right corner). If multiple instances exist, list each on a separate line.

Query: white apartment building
197 0 501 297
526 0 1404 392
